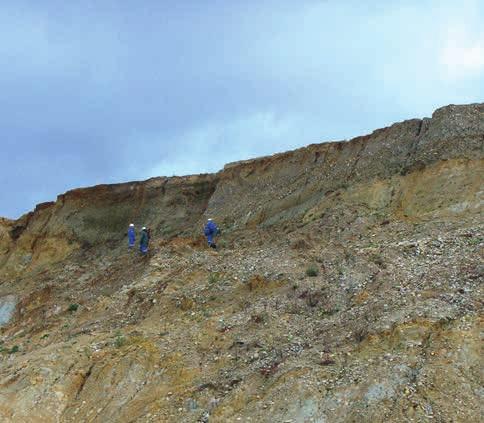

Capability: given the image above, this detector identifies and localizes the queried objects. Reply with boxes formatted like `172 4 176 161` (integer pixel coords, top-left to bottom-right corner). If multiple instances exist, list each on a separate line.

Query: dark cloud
1 0 483 218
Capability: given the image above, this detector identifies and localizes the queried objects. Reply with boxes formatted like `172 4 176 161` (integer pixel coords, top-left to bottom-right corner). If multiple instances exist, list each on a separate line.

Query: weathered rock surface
0 103 482 422
1 175 217 277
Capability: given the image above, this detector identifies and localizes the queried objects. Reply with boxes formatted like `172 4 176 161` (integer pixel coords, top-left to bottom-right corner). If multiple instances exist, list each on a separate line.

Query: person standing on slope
204 218 219 249
140 226 150 255
128 223 136 249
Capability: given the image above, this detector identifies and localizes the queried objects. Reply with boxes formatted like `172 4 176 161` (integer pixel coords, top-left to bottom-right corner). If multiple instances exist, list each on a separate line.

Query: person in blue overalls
204 218 219 249
128 223 136 249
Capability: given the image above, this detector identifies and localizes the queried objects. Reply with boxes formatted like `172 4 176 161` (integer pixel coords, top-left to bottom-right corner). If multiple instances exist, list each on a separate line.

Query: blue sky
1 0 483 218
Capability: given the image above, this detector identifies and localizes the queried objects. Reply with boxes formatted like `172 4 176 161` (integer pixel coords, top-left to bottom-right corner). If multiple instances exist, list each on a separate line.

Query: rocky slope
0 103 482 422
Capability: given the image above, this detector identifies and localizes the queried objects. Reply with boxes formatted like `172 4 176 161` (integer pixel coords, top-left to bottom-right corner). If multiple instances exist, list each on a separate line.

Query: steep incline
1 175 217 277
207 104 483 228
0 103 482 422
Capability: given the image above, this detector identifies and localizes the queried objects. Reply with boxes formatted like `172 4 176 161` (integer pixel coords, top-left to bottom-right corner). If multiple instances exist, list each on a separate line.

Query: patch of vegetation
336 264 345 276
318 306 339 318
40 333 49 339
466 237 482 246
8 345 19 354
318 308 331 318
68 303 79 313
114 331 127 348
305 265 319 277
208 273 220 285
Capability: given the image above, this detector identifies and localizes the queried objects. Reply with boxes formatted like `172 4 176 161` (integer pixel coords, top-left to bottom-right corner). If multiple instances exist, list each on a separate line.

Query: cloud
1 0 483 218
440 27 484 80
145 111 308 178
375 0 484 114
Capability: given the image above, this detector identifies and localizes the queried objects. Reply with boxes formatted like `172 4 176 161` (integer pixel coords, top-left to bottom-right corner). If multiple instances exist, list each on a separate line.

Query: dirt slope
0 103 482 422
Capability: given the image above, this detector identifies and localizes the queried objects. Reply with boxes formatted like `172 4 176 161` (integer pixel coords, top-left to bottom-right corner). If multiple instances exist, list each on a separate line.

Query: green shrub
466 237 482 246
114 331 126 348
115 336 126 348
305 265 319 277
68 303 79 312
8 345 19 354
208 273 220 284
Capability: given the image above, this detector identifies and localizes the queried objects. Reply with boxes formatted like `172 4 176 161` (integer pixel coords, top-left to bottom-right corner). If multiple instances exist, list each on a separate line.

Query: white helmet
129 223 134 227
142 226 146 230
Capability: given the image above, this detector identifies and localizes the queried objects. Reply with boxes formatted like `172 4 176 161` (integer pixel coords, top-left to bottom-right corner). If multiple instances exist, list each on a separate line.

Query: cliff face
208 103 483 228
1 175 218 277
0 104 482 423
2 104 482 277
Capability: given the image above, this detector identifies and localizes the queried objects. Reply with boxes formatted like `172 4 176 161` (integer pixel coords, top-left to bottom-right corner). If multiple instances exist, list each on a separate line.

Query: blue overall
204 220 218 246
128 227 136 248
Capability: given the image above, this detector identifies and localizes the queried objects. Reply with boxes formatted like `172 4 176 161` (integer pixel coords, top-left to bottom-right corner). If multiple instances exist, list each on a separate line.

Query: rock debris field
0 103 482 422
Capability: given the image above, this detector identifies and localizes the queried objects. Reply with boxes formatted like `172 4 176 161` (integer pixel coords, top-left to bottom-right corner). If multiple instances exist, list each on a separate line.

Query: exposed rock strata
2 104 483 277
0 103 482 422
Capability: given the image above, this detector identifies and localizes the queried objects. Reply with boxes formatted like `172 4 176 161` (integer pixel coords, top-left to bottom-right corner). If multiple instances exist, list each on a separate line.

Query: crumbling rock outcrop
0 103 482 422
2 104 482 278
208 104 483 228
1 175 217 277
